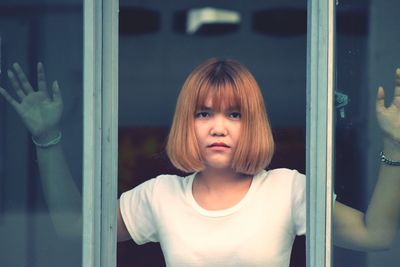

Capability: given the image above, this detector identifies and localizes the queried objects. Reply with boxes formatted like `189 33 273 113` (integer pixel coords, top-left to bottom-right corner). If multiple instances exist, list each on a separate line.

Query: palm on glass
0 62 62 139
376 69 400 142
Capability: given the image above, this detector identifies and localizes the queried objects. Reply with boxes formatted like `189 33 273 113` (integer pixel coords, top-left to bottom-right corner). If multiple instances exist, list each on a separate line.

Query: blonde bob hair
166 58 274 175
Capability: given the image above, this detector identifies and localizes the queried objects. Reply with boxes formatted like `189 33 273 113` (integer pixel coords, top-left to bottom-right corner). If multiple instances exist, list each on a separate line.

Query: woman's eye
229 112 241 119
196 111 210 118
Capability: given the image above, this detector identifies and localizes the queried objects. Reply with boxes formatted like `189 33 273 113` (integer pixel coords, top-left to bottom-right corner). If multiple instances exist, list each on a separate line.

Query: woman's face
194 94 242 170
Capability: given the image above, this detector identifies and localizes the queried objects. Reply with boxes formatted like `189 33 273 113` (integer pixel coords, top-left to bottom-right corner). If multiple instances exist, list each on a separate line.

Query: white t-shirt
119 168 305 267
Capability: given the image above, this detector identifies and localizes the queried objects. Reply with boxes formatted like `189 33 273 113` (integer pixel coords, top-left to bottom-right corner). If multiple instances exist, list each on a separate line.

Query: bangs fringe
196 74 241 111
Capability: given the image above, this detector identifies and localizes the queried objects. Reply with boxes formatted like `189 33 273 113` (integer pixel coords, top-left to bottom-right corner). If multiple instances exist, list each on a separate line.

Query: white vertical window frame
83 0 119 266
306 0 335 267
101 0 119 266
83 0 102 266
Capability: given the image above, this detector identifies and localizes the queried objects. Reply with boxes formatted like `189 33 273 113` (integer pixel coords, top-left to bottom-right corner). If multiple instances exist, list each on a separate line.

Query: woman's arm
117 200 132 242
1 62 132 241
333 69 400 251
0 63 82 238
35 134 83 238
334 153 400 251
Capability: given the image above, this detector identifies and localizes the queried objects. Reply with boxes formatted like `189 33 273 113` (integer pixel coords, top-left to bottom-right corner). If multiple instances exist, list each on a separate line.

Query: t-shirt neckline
186 170 265 217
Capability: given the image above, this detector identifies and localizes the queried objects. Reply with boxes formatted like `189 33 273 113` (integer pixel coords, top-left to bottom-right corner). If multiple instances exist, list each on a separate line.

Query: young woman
1 59 399 267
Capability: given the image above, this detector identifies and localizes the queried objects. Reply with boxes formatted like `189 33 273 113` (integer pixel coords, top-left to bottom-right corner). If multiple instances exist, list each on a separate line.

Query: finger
394 68 400 97
376 86 385 111
0 86 20 110
37 62 49 96
12 62 35 94
7 69 26 100
390 68 400 107
52 80 63 104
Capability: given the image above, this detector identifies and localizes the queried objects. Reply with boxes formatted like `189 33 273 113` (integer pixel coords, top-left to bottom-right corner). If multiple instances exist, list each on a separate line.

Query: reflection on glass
0 2 83 267
334 1 400 266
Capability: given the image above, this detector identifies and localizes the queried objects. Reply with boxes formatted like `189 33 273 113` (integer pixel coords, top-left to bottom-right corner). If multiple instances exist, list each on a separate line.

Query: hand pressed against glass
333 68 400 251
0 62 62 140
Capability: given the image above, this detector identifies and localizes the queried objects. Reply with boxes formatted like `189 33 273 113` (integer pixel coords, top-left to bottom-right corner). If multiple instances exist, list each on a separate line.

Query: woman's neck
195 167 252 192
192 168 253 210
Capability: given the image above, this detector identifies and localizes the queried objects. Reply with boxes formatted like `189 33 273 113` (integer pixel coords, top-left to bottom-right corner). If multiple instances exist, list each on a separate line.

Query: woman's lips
207 142 230 150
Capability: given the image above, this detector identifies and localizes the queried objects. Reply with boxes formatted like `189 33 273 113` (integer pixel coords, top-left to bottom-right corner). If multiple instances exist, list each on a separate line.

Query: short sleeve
291 171 306 236
119 178 159 244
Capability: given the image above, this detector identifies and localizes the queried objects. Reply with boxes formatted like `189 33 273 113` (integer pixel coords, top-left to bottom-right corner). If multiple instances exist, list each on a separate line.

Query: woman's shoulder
263 168 305 179
257 168 305 189
153 173 193 183
142 172 194 192
121 173 193 198
258 168 305 198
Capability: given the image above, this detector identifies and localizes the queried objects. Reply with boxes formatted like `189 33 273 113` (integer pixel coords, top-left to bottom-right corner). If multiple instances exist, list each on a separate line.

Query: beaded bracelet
32 131 62 148
380 151 400 166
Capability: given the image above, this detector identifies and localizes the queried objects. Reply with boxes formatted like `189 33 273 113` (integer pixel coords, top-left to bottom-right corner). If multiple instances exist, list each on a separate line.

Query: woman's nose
210 116 227 136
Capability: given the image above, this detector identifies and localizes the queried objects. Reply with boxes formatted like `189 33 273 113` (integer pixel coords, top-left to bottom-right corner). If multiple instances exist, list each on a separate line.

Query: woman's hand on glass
376 68 400 143
0 62 63 142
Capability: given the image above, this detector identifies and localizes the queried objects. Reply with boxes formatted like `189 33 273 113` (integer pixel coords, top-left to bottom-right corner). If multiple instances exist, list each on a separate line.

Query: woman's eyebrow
197 106 212 110
225 106 240 111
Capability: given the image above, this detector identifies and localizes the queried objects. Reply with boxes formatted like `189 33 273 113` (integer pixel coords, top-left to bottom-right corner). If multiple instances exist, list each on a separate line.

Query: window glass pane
0 1 83 266
334 0 400 266
117 1 307 267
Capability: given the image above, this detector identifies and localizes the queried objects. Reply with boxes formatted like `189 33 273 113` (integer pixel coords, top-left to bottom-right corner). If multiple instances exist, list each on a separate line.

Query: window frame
306 0 335 266
82 0 119 266
81 0 337 266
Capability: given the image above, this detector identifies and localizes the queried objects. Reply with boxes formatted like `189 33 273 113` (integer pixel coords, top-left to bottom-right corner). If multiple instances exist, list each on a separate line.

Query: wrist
32 130 62 148
33 129 61 143
383 137 400 160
